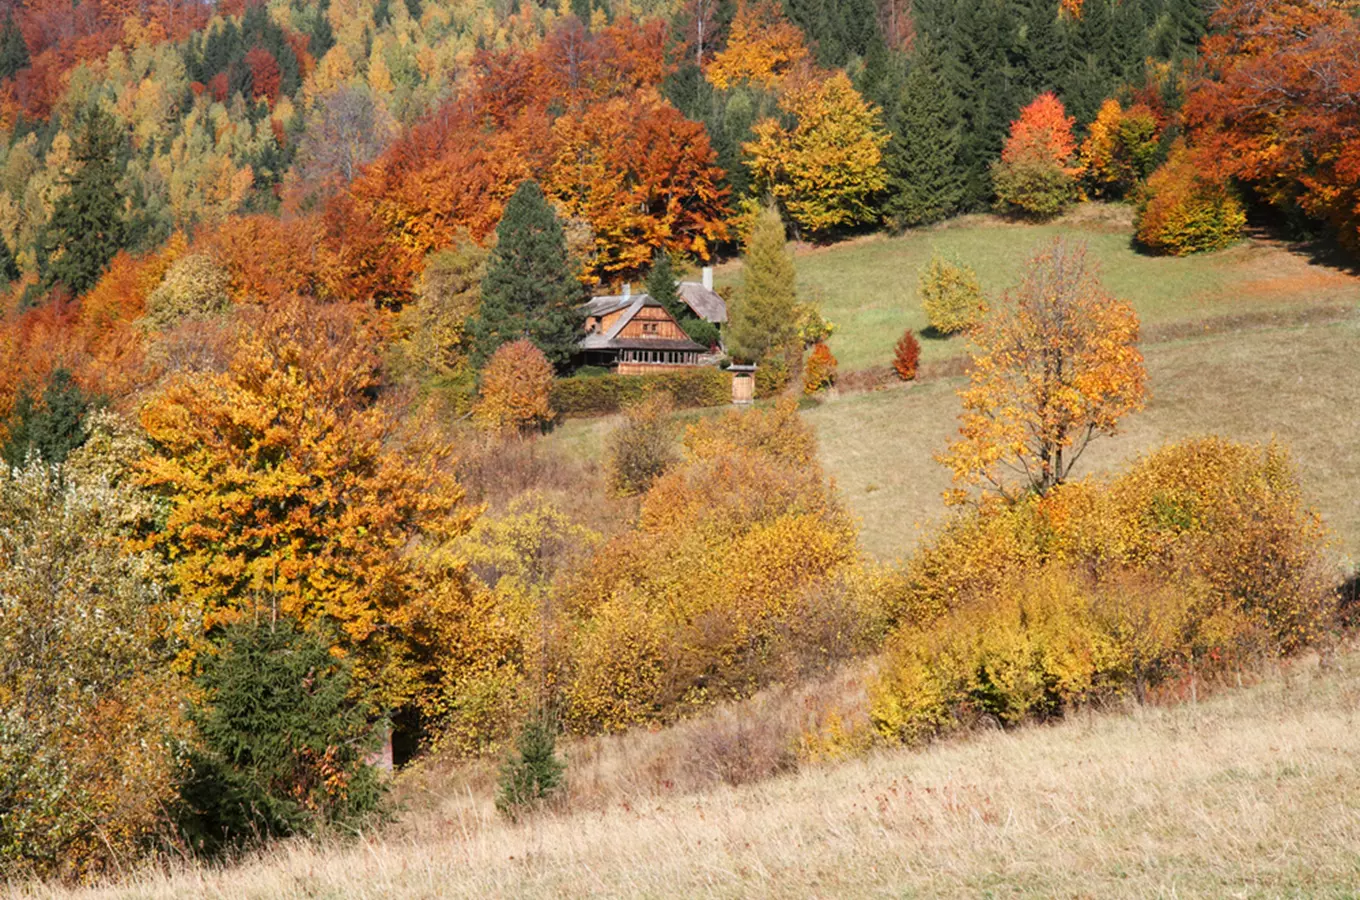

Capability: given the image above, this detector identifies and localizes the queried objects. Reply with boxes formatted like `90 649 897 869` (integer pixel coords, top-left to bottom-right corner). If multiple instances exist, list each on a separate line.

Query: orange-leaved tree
1185 0 1360 249
938 238 1146 502
893 329 920 381
992 92 1082 219
137 298 476 711
473 338 556 435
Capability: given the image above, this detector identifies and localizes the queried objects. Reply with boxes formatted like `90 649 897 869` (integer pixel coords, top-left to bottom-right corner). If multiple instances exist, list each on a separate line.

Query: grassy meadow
711 205 1360 373
18 645 1360 899
567 210 1360 564
810 313 1360 563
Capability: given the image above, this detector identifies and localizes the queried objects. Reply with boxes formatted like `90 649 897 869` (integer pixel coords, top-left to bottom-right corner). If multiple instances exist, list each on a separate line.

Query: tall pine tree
884 41 964 229
42 107 127 296
728 204 798 363
470 180 583 371
0 236 19 284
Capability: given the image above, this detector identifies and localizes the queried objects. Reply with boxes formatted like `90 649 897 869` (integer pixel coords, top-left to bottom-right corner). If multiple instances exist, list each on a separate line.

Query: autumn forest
1 0 1358 892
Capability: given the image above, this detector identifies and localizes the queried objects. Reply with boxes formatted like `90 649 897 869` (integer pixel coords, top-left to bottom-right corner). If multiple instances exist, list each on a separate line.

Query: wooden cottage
577 271 727 375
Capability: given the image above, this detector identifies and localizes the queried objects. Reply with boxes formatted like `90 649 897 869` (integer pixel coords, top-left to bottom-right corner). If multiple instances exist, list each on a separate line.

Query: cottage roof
677 281 727 323
577 293 706 353
582 281 728 325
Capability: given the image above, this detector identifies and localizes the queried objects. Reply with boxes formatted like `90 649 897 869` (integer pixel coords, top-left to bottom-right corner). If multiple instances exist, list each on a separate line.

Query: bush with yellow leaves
561 400 875 733
918 254 984 335
871 437 1333 744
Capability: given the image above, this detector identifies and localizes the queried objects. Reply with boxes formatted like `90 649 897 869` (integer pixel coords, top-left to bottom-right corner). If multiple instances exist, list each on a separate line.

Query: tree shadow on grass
919 325 955 341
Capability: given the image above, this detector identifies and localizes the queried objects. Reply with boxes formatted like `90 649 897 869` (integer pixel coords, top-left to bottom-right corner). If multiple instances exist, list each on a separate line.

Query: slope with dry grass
16 647 1360 899
808 313 1360 562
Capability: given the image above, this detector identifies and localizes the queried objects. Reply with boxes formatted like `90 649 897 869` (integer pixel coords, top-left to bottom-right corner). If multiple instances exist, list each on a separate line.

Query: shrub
754 353 792 398
1135 143 1246 256
0 454 185 883
918 255 984 335
893 329 920 381
606 394 681 496
870 437 1333 745
992 153 1081 219
802 342 837 394
683 397 816 467
680 316 721 349
562 401 863 733
142 253 230 332
473 338 556 434
550 367 730 417
495 712 565 820
176 622 384 857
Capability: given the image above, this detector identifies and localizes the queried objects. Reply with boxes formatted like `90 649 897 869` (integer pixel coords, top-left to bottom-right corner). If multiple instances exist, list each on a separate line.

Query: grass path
26 648 1360 898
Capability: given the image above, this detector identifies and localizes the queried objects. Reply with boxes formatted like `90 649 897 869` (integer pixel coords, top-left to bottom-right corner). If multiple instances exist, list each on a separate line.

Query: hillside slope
19 648 1360 899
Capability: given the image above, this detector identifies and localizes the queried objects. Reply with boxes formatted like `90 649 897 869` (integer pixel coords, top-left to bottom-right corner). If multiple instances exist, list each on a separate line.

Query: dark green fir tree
644 249 686 321
1 368 93 468
0 235 19 285
0 12 28 80
42 107 127 296
884 41 964 229
470 180 583 370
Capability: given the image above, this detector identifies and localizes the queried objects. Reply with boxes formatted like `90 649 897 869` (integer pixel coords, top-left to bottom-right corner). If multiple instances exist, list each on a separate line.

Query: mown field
19 646 1360 899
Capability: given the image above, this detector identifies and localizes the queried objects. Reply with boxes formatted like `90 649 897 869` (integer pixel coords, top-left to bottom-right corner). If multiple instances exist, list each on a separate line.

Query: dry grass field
17 646 1360 899
809 312 1360 563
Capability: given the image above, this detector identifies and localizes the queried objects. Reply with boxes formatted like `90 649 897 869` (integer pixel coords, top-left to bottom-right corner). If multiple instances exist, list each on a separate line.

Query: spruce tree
0 236 19 284
0 12 28 80
42 107 127 296
1019 0 1066 93
728 204 798 363
470 180 583 371
644 250 687 322
0 368 91 467
884 41 964 229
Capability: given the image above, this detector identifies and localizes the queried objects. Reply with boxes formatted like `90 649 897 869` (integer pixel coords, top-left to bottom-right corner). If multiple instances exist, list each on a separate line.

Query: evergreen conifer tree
644 250 687 322
727 204 798 363
0 236 19 284
1019 0 1066 93
0 12 28 80
470 180 583 371
0 369 92 467
884 41 964 229
42 107 127 296
495 711 565 820
176 622 383 857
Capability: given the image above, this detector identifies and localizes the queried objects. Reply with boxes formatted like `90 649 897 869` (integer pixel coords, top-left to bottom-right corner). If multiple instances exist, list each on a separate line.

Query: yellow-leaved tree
937 238 1147 503
704 0 808 91
137 298 477 713
744 71 890 238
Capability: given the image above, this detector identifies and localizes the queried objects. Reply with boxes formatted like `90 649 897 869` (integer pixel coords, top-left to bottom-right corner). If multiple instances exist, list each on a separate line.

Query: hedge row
551 367 732 417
